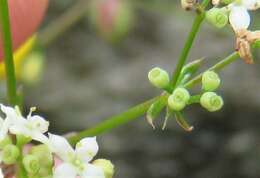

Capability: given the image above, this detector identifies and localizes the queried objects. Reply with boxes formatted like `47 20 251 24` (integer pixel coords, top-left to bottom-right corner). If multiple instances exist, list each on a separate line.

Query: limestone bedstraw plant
0 104 114 178
0 0 260 177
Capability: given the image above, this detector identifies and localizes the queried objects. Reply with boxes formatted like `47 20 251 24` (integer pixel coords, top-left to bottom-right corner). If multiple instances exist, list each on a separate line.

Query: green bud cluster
206 8 228 28
200 92 224 112
23 154 40 175
168 87 190 111
148 67 170 89
2 144 20 164
202 71 221 91
0 136 12 149
146 63 224 131
200 71 224 112
28 145 54 177
93 159 115 178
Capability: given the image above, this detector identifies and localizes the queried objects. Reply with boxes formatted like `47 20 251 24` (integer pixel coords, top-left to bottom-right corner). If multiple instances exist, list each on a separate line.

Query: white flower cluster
224 0 260 31
0 104 113 178
208 0 260 63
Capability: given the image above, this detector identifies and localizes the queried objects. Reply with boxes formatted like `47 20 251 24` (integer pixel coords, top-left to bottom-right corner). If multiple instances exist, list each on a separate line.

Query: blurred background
5 0 260 178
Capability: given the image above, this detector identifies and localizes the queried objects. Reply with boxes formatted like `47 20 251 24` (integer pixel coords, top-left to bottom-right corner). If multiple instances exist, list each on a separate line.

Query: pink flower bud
0 0 49 60
90 0 133 43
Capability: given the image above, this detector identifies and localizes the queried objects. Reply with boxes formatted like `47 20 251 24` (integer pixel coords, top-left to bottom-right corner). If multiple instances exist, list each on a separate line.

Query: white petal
31 131 49 144
27 115 49 133
0 168 3 178
8 117 29 136
0 104 21 121
0 118 12 141
76 137 99 163
53 163 77 178
241 0 258 9
48 133 75 161
82 164 105 178
229 6 251 30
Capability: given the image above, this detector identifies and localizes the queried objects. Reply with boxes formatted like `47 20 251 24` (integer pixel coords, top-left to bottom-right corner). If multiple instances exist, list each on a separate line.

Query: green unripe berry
0 136 12 149
148 67 170 89
200 92 224 112
206 8 228 28
202 71 221 91
93 159 115 178
2 144 20 164
23 154 40 175
168 88 190 111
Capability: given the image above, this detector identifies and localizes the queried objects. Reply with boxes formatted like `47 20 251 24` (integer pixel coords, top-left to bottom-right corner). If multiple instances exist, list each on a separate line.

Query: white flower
228 0 260 31
0 105 49 144
48 134 105 178
0 168 3 178
0 104 22 141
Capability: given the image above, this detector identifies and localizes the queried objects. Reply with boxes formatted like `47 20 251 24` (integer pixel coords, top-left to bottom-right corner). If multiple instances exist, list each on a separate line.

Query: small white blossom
0 168 3 178
0 105 49 144
228 0 260 31
48 134 105 178
0 105 23 141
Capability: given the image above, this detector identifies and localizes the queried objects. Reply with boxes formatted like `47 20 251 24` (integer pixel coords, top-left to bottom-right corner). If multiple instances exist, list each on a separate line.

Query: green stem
0 0 18 106
16 143 28 178
187 94 201 105
184 52 239 88
68 51 241 145
171 0 210 87
69 96 165 144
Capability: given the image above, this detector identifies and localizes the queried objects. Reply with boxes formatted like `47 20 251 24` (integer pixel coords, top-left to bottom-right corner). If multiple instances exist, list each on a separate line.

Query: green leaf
175 112 194 132
176 58 204 86
146 94 167 129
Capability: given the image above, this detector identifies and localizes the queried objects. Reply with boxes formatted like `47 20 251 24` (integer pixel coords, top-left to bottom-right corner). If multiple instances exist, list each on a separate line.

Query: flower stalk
0 0 18 106
171 0 210 88
68 50 243 145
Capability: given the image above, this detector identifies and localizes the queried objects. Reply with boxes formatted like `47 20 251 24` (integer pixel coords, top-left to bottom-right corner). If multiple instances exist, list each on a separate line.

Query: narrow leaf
175 112 194 132
176 58 204 85
146 94 167 129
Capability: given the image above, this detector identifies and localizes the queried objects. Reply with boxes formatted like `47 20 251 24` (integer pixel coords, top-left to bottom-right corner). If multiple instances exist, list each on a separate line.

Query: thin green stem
0 0 18 106
69 51 241 145
69 96 165 144
171 0 210 88
184 52 239 88
16 151 28 178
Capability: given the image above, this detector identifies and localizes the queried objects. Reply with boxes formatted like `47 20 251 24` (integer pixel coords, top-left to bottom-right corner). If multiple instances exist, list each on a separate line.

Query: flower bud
200 92 224 112
168 88 190 111
181 0 196 10
30 144 53 168
148 67 170 89
206 8 228 28
23 154 40 175
0 0 48 60
0 136 12 149
90 0 134 43
93 159 115 178
201 71 221 91
2 144 20 164
16 134 32 146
